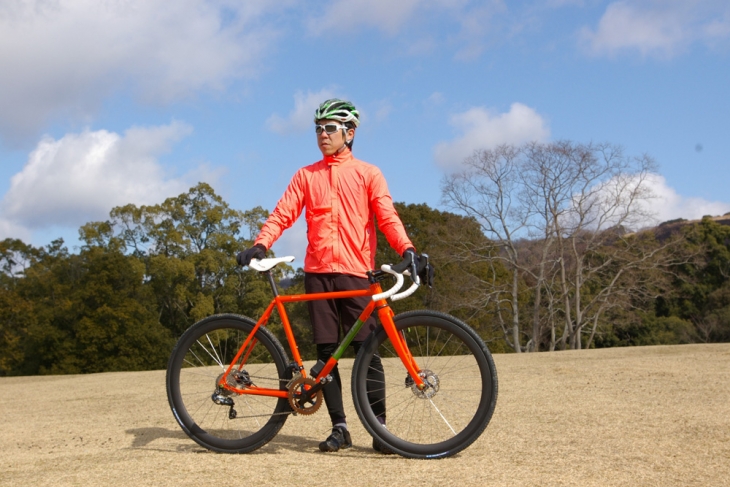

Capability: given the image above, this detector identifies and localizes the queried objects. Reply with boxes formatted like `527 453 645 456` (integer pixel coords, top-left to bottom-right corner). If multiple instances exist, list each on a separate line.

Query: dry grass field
1 343 728 487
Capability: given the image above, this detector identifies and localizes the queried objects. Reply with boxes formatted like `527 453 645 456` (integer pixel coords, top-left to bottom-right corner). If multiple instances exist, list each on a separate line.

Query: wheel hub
216 369 252 396
405 369 440 399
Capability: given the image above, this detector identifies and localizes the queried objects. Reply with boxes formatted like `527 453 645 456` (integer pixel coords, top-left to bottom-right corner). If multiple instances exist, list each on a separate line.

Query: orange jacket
254 148 414 278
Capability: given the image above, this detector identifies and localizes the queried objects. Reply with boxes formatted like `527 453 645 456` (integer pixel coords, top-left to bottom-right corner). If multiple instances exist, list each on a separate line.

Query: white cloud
305 0 424 36
580 1 730 58
434 103 550 170
0 219 31 243
642 174 730 224
373 100 393 123
545 0 584 6
426 92 446 106
0 121 220 238
0 0 278 143
304 0 507 62
452 2 506 61
266 89 340 134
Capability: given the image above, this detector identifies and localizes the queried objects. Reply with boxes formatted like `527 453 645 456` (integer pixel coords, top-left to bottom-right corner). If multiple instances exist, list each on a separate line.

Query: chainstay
229 410 293 419
241 374 290 384
222 373 296 419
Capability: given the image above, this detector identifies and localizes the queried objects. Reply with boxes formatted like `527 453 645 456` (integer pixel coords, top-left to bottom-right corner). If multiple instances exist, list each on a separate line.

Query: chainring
287 377 323 415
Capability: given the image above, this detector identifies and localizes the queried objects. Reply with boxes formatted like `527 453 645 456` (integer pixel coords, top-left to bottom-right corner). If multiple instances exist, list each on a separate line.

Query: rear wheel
351 310 498 459
166 314 291 453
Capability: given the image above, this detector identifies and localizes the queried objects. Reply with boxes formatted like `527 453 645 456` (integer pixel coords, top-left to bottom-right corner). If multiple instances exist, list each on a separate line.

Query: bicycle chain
221 373 295 420
219 370 327 418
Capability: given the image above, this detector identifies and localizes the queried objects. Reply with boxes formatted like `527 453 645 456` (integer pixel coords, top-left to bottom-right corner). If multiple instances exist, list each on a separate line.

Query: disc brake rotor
287 377 323 415
215 369 252 396
405 369 440 399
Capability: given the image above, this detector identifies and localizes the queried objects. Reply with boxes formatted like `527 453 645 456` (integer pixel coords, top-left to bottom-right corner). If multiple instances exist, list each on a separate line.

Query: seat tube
275 297 305 372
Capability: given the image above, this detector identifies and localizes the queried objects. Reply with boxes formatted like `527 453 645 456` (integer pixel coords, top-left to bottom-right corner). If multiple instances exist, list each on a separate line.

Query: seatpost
264 271 279 297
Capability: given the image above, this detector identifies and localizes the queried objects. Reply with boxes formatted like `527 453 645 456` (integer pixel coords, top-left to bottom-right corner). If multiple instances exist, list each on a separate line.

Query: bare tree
441 145 530 352
442 141 685 351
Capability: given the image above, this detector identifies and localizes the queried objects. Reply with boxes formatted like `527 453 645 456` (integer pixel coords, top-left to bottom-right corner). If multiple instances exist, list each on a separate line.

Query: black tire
351 310 498 459
166 314 291 453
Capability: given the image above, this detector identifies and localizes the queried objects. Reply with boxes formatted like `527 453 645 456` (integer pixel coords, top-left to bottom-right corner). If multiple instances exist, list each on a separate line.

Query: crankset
287 376 324 415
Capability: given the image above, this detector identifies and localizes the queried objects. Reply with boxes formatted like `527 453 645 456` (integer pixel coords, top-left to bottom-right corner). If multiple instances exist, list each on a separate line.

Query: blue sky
1 0 729 259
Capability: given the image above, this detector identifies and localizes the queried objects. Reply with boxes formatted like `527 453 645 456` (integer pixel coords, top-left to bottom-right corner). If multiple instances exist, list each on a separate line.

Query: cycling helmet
314 99 360 128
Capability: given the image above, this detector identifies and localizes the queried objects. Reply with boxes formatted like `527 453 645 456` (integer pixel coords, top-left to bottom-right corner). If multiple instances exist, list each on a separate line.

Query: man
237 98 418 454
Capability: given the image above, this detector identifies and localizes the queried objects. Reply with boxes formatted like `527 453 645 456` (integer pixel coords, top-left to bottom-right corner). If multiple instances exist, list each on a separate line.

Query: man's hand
391 248 434 287
391 248 417 275
236 244 266 266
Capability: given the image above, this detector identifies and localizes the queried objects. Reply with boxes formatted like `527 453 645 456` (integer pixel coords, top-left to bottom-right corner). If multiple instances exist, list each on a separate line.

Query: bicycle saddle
249 256 295 271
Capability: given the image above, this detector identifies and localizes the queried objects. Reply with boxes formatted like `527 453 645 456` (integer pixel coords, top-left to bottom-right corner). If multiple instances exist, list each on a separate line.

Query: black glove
419 254 435 288
394 247 427 277
236 244 266 266
391 248 417 275
391 248 434 287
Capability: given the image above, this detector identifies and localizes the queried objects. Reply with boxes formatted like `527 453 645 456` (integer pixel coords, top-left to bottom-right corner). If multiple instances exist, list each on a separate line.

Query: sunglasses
315 123 346 135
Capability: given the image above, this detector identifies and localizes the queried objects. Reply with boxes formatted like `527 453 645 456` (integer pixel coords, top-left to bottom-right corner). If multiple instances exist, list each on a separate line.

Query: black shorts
304 273 377 344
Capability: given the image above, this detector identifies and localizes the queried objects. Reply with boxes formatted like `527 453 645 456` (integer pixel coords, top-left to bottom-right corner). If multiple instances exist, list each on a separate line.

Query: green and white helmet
314 99 360 127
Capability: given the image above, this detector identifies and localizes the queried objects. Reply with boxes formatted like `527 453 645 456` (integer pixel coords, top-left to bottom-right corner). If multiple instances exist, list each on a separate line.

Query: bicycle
166 255 498 459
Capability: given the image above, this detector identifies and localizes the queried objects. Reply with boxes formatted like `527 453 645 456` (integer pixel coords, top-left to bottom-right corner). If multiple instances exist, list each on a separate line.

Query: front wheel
166 314 291 453
351 310 498 459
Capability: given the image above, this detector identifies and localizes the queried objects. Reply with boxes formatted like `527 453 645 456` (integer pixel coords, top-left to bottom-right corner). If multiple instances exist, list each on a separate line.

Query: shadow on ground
125 427 338 455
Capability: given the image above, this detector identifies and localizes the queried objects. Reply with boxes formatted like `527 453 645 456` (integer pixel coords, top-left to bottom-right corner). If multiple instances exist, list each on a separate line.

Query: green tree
81 183 276 337
0 239 42 375
655 217 730 342
10 240 173 375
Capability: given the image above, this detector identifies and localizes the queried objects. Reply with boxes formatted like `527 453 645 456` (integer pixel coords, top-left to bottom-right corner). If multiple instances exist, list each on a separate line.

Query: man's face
316 119 355 156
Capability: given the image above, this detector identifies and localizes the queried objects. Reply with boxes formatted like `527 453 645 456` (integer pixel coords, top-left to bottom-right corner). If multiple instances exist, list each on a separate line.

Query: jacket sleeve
254 170 306 250
368 167 414 256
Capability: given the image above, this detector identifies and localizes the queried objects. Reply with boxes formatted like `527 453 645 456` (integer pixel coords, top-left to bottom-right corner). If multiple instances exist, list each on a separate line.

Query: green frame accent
331 317 366 360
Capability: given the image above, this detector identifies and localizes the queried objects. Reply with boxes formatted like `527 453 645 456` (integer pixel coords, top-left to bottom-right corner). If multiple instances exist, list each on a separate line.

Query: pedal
309 359 326 378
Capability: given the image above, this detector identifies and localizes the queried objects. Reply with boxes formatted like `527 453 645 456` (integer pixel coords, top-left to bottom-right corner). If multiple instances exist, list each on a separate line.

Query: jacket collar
323 147 353 166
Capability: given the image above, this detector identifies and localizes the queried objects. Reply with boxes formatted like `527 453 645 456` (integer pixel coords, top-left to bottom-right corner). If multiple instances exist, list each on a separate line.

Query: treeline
0 184 280 375
1 181 729 376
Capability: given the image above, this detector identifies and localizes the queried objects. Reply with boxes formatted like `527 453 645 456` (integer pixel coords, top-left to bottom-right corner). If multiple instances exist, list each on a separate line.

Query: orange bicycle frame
218 278 425 397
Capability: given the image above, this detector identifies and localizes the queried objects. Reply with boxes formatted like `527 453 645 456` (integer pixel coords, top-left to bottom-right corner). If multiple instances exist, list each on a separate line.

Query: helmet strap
336 128 353 153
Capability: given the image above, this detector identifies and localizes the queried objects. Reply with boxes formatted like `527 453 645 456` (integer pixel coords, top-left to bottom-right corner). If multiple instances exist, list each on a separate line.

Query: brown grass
1 343 728 486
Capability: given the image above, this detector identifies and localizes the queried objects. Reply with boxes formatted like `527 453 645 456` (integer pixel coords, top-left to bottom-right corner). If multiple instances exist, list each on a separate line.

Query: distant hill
653 213 730 240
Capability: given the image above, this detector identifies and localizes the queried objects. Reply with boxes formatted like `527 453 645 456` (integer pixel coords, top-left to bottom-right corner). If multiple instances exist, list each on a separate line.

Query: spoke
206 333 225 369
182 360 218 378
195 337 225 369
428 398 456 435
186 348 209 369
